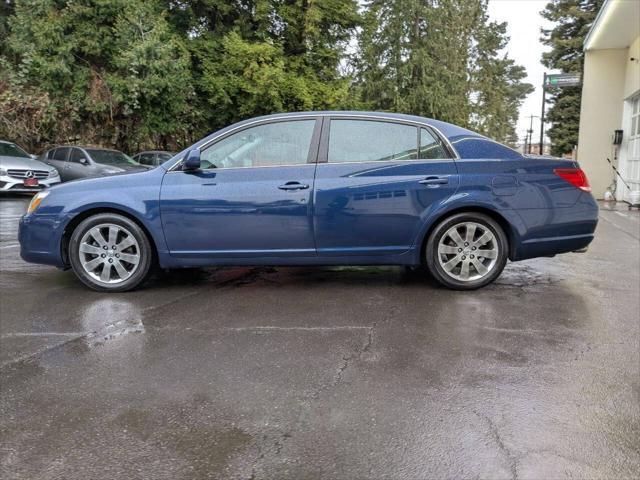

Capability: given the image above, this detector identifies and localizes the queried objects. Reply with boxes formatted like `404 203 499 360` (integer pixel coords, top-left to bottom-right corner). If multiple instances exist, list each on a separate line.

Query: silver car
132 150 175 167
41 146 149 182
0 140 61 193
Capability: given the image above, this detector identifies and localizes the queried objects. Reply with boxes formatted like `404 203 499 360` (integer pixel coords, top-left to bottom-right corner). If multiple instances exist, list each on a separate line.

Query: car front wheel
68 213 153 292
425 212 508 290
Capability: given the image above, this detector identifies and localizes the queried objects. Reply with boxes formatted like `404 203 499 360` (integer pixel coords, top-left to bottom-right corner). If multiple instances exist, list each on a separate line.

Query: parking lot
1 195 639 479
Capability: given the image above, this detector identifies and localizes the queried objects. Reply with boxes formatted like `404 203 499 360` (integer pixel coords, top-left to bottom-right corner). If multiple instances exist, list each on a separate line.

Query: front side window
328 120 418 163
138 153 155 166
200 120 316 169
420 128 451 159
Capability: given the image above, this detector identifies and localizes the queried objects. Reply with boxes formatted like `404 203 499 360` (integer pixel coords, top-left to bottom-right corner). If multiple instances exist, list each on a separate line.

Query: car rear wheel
69 213 153 292
425 212 508 290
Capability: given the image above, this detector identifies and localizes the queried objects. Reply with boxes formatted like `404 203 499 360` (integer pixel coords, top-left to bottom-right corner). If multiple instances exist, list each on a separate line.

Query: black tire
68 213 153 292
425 212 508 290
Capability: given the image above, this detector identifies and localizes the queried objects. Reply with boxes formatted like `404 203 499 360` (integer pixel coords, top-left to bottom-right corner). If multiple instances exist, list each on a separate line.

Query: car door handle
419 176 449 185
278 182 309 191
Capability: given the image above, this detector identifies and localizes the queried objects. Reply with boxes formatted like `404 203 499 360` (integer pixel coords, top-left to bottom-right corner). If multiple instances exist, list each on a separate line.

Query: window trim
319 117 455 164
52 147 71 162
168 113 458 171
318 114 460 165
68 147 88 164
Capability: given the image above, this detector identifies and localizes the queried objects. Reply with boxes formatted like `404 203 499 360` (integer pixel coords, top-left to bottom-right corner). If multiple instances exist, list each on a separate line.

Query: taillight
553 168 591 192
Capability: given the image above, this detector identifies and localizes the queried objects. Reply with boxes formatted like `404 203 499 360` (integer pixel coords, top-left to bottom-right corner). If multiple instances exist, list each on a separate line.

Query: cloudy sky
487 0 556 143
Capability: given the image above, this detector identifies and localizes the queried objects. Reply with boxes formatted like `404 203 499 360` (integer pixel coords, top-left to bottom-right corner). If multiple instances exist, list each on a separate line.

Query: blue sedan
19 112 598 292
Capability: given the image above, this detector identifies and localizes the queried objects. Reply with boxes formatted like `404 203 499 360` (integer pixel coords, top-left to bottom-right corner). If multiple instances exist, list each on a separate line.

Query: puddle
80 297 145 347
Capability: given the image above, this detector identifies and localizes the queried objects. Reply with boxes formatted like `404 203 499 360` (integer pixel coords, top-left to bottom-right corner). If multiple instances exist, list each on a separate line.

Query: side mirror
30 154 37 160
80 157 89 165
183 149 201 171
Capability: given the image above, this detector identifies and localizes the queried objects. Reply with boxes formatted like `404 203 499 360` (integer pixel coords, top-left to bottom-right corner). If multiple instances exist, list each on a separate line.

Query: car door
313 117 459 256
160 117 321 258
46 147 71 181
66 148 92 180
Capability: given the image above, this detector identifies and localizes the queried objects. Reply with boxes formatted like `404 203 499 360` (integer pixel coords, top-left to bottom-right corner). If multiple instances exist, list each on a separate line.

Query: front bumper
0 175 61 192
19 212 69 267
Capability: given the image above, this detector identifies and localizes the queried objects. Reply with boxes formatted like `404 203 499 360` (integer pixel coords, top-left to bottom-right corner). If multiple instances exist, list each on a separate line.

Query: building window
632 97 640 139
624 95 640 196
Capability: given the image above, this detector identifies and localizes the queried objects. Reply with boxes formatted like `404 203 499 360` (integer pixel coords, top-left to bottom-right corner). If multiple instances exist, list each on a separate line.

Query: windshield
86 149 139 166
0 142 30 158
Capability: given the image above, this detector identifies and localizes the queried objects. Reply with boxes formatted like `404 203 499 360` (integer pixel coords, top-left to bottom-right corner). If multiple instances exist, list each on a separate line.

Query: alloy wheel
436 221 499 282
78 223 141 284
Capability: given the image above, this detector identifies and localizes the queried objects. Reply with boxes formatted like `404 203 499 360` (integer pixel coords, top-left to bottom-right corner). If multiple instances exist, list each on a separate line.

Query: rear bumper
512 193 599 261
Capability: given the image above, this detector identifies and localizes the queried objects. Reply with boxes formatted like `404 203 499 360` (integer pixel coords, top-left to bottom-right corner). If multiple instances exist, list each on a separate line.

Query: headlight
0 168 6 176
48 169 60 178
27 191 50 214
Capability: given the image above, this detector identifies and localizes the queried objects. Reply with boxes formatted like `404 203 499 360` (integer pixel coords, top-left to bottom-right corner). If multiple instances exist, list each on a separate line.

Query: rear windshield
86 149 139 166
0 142 30 158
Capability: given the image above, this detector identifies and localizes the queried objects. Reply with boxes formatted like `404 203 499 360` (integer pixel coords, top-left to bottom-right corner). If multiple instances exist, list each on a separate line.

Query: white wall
617 36 640 201
577 48 628 198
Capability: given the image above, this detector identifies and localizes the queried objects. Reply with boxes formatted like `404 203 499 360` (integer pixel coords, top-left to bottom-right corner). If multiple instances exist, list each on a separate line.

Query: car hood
0 155 55 171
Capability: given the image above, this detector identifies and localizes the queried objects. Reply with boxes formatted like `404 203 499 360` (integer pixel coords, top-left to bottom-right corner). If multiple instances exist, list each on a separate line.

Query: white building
577 0 640 202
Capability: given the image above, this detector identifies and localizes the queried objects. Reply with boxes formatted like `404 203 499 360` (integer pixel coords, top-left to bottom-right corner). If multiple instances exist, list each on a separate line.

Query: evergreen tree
1 0 530 151
165 0 360 135
471 13 534 143
541 0 603 156
0 1 14 57
355 0 532 144
3 0 195 152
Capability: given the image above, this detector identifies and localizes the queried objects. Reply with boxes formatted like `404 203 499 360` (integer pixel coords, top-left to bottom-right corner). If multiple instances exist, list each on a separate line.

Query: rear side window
138 153 156 166
52 147 70 161
420 128 451 159
328 120 417 163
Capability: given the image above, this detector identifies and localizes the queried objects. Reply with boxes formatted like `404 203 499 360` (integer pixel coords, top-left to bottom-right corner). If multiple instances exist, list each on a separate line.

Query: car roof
203 111 484 142
49 146 122 152
136 150 174 154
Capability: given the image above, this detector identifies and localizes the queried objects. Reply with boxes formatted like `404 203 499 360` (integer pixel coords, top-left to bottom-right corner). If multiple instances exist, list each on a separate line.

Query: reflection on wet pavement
1 196 639 479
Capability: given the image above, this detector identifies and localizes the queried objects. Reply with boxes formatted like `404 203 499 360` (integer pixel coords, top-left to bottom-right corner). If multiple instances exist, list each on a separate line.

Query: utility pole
540 72 547 155
526 115 539 155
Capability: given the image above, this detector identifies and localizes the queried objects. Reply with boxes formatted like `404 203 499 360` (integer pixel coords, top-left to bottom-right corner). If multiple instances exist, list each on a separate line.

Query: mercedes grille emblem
25 170 35 178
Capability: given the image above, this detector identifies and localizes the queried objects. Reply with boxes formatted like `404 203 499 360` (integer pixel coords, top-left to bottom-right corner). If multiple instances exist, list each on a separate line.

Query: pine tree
355 0 532 144
541 0 603 156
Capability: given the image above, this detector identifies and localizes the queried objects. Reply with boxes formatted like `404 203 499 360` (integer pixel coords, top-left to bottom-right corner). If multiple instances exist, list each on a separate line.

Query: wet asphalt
0 195 638 480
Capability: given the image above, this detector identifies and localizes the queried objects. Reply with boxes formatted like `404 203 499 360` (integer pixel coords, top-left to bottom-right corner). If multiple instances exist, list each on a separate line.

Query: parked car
40 146 148 182
0 140 61 193
19 111 598 292
132 150 175 167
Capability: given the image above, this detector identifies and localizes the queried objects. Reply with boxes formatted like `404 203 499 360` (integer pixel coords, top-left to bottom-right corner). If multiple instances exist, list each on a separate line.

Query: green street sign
544 73 581 89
